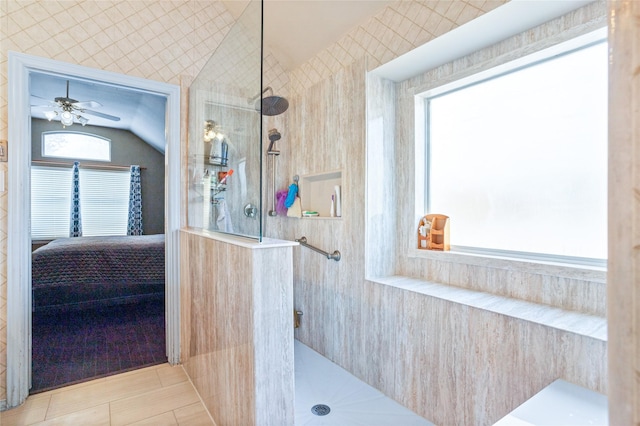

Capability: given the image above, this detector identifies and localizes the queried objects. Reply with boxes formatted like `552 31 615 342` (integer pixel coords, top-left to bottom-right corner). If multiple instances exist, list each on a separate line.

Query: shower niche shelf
300 170 342 219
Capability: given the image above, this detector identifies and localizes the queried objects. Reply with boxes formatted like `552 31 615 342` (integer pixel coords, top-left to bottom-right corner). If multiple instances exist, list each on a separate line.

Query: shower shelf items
300 170 342 218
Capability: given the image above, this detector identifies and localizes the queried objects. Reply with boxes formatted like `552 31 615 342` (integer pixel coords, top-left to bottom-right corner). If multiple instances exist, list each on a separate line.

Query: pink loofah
276 189 289 216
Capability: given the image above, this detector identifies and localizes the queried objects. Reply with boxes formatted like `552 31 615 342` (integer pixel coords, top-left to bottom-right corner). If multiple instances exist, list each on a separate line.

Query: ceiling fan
30 80 121 128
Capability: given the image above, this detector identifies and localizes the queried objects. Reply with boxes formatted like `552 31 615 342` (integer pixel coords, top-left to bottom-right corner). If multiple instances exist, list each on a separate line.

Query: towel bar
295 236 340 261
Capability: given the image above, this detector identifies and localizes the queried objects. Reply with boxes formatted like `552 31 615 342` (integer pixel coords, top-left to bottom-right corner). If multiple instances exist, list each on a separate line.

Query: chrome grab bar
295 236 341 261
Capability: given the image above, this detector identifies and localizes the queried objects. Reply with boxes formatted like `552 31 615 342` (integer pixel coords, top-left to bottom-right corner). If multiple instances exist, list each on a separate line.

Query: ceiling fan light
60 110 74 127
44 111 57 121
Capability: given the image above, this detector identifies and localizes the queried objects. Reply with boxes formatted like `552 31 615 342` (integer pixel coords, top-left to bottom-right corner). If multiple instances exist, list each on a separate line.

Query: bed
32 234 165 312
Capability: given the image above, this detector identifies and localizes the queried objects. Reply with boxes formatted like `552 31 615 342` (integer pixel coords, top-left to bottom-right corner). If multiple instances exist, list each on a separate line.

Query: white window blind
79 168 130 236
31 166 72 239
31 166 131 239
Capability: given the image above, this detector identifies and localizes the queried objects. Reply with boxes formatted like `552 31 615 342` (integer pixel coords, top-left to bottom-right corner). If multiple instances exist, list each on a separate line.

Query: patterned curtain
69 161 82 237
127 165 143 235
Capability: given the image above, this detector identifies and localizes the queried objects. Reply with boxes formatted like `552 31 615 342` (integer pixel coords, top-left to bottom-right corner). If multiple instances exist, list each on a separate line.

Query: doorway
6 52 182 408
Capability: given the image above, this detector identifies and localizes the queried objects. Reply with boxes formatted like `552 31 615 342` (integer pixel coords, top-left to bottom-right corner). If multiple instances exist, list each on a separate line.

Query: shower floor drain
311 404 331 416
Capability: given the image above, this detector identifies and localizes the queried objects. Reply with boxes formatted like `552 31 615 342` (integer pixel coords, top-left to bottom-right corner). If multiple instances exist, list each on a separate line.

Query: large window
31 166 130 239
422 31 607 265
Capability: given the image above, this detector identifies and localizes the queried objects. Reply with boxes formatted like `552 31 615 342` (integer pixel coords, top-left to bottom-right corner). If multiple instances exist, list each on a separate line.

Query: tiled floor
0 364 215 426
3 341 432 426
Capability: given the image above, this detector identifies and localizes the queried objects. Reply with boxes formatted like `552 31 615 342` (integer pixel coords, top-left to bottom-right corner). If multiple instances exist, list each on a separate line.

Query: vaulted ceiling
28 0 593 152
29 0 390 153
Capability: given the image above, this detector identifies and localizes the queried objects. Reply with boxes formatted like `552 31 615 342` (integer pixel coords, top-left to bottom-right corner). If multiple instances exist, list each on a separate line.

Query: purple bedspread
32 234 165 311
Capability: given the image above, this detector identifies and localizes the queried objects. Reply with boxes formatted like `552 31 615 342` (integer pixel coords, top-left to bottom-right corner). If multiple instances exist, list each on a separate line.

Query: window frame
416 28 608 269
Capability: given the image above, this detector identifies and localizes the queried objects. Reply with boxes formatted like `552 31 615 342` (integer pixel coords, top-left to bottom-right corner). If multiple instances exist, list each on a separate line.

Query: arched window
42 131 111 161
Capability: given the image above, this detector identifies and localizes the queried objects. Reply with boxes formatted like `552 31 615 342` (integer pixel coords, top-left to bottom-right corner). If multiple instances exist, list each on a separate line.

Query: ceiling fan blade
82 109 121 121
30 95 56 105
73 100 102 109
30 105 56 110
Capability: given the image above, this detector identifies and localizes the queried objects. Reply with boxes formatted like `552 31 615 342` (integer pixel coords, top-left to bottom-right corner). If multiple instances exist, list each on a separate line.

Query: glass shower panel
187 0 263 240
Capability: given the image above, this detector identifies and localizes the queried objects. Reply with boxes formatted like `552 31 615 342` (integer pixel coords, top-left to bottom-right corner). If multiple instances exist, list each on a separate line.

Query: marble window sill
369 275 607 342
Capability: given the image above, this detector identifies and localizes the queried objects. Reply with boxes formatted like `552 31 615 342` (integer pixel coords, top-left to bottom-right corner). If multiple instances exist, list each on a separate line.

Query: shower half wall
179 230 295 425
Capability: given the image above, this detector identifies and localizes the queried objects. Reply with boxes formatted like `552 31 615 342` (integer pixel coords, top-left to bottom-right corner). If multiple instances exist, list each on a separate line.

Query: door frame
6 52 182 408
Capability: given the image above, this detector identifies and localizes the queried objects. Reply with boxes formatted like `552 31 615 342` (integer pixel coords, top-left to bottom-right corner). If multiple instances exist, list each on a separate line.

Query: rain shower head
249 86 289 116
260 95 289 116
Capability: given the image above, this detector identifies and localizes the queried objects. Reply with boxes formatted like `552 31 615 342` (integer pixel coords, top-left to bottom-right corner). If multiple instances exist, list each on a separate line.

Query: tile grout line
43 394 53 424
179 365 217 426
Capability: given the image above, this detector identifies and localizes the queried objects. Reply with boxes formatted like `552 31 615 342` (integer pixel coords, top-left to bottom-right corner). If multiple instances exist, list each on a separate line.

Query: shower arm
248 86 273 104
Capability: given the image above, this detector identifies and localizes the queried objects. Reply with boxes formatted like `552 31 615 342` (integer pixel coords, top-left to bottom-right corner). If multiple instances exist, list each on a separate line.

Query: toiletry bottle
221 139 228 166
330 195 335 217
210 138 222 165
334 185 341 217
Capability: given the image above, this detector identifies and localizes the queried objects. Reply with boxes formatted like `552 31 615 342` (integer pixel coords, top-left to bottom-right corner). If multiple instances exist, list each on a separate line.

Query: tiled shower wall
273 58 605 424
607 1 640 423
267 1 610 424
0 0 237 406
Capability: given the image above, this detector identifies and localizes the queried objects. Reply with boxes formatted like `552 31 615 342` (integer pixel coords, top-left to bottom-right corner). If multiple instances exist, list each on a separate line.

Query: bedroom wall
31 119 166 236
0 0 238 407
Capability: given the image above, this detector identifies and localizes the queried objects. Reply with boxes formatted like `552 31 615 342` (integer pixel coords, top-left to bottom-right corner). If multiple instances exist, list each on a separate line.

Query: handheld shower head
267 128 281 154
268 128 281 142
248 86 289 116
